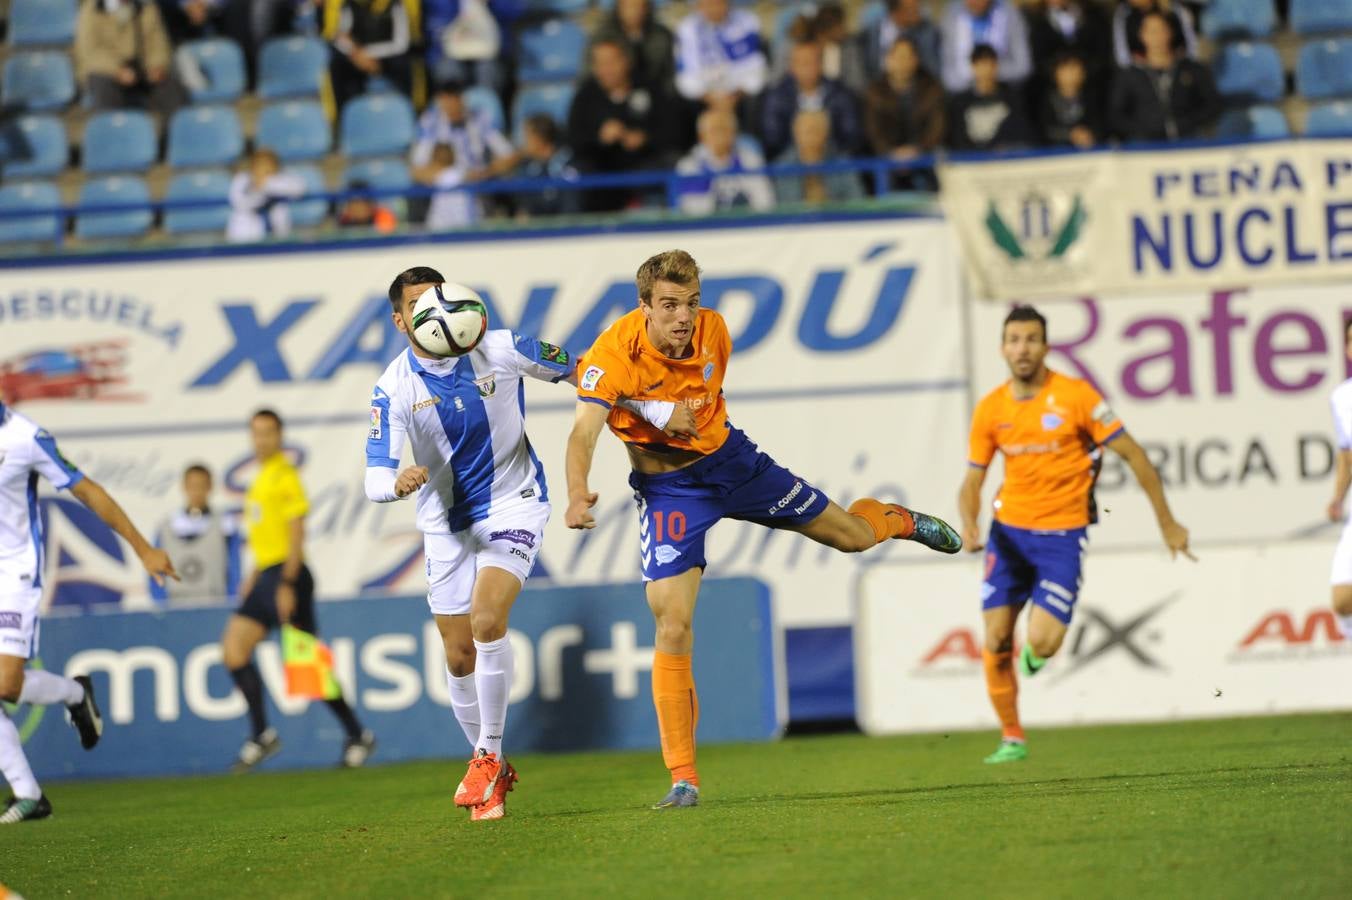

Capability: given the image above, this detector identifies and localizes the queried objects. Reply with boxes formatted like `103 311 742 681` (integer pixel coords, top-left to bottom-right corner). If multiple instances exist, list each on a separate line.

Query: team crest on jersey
702 362 714 382
539 342 569 366
454 396 465 411
369 407 382 439
475 375 496 398
581 365 604 391
1041 413 1063 431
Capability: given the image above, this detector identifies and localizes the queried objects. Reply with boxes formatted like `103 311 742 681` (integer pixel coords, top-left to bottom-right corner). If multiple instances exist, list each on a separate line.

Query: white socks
446 669 481 750
0 709 40 801
17 670 84 707
472 636 513 758
1339 614 1352 641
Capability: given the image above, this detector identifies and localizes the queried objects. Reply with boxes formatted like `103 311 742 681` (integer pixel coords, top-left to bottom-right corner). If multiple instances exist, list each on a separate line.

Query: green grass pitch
3 713 1349 898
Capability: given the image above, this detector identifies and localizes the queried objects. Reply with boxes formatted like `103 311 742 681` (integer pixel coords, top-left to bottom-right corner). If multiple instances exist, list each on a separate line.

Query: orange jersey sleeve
967 394 998 468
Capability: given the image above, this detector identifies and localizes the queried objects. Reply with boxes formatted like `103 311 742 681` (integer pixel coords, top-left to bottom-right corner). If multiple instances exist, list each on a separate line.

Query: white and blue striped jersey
675 8 768 101
365 331 572 534
0 404 84 592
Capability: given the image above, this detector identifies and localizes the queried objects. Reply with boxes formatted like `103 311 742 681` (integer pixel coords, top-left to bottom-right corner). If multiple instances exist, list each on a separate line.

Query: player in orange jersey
958 305 1194 764
564 249 962 809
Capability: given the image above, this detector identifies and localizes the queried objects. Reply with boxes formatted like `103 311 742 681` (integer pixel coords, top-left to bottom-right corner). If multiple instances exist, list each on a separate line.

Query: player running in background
958 305 1193 765
151 464 242 605
564 249 962 810
365 266 682 821
223 409 374 773
0 394 176 823
1324 317 1352 641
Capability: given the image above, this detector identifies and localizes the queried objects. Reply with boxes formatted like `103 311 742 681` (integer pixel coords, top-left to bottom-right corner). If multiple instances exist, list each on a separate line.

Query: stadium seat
180 38 247 104
0 115 68 178
82 110 156 174
287 164 329 228
1 52 77 111
1306 100 1352 135
1202 0 1276 40
465 85 506 133
256 100 331 162
345 158 411 216
1213 42 1285 103
1296 39 1352 100
1290 0 1352 35
516 19 585 82
0 180 62 243
166 105 244 168
163 169 231 235
1215 104 1290 139
511 83 575 141
6 0 78 47
340 93 416 158
258 35 328 99
75 175 152 240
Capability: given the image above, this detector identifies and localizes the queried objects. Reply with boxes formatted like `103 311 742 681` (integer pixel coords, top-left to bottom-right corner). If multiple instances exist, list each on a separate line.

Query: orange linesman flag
281 625 342 700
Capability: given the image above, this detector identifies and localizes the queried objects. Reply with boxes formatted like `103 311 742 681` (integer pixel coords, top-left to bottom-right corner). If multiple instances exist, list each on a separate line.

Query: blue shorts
628 426 830 582
982 521 1088 625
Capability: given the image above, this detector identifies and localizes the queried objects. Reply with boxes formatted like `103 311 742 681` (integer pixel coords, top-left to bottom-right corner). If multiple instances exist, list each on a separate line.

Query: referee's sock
229 662 268 738
324 697 364 741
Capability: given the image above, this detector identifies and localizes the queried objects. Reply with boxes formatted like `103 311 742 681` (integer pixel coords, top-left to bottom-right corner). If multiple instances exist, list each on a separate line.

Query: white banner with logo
855 541 1351 735
942 139 1352 299
0 215 967 626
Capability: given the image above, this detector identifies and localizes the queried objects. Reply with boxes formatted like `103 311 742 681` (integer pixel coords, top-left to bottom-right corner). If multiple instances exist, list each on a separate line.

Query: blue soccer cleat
652 780 699 810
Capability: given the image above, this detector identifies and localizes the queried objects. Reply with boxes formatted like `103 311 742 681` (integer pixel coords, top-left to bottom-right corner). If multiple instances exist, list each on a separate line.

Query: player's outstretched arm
1329 449 1352 522
958 466 988 553
565 400 610 529
365 465 428 502
1106 432 1195 561
70 478 179 584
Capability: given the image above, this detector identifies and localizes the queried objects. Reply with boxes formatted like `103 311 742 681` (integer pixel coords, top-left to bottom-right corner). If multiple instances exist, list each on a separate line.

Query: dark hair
524 114 560 147
388 266 446 310
1052 50 1085 70
183 463 212 482
814 2 845 31
252 409 283 430
590 36 633 65
1003 305 1048 340
435 80 467 96
970 43 998 64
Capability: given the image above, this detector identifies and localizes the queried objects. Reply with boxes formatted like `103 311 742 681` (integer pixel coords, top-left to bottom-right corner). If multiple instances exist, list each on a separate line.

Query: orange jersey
577 307 732 456
968 370 1125 530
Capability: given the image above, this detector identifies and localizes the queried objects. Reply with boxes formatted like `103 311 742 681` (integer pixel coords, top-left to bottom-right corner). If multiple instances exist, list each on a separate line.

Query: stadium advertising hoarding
10 578 780 779
855 542 1350 735
942 138 1352 300
0 215 968 627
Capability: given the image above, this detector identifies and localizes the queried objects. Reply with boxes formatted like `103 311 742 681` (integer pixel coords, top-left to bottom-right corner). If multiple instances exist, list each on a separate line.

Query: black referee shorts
236 563 317 634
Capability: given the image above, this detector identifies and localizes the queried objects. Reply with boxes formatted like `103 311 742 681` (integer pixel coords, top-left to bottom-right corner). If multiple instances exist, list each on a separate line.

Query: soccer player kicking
564 249 962 810
223 409 374 773
1324 317 1352 642
364 266 682 821
0 395 176 823
958 306 1194 765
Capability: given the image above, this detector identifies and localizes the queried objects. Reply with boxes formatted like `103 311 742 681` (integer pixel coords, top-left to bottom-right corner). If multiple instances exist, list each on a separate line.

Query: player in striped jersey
1324 317 1352 642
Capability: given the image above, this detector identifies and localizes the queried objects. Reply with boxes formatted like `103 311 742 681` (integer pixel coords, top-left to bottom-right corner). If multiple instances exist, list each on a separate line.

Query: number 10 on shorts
651 510 687 543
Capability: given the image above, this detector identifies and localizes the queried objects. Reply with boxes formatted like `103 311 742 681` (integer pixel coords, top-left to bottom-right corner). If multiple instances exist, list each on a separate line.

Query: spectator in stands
849 0 942 91
151 463 241 605
946 43 1035 151
226 149 307 243
324 0 418 111
567 39 666 212
424 0 513 99
774 3 850 83
1112 0 1196 67
337 180 398 230
774 109 863 206
674 108 774 215
1040 51 1104 148
674 0 768 115
1109 10 1220 143
863 36 945 187
939 0 1032 93
513 114 580 219
412 81 517 178
76 0 187 117
157 0 294 83
592 0 675 98
413 142 477 231
1025 0 1113 106
760 40 861 160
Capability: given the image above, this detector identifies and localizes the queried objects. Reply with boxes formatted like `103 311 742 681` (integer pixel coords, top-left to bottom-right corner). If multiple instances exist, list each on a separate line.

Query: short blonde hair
636 249 701 302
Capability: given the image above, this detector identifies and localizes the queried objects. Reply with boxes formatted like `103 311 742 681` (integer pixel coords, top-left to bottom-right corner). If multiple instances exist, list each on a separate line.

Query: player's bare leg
1333 585 1352 640
982 604 1028 764
222 614 278 771
1021 606 1069 677
0 653 98 822
647 567 702 809
459 567 523 819
790 500 962 554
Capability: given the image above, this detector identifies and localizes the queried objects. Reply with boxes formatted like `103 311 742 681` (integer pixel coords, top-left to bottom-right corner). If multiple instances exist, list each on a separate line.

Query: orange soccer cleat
470 760 519 821
455 749 504 808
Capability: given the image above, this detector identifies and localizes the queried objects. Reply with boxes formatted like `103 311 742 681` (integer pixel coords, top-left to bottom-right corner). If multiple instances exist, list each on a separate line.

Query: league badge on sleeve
369 406 382 439
1091 400 1118 427
539 342 570 366
581 365 605 391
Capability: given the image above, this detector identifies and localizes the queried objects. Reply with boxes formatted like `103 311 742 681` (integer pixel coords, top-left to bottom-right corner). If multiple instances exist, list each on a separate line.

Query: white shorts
424 502 550 616
0 586 41 659
1332 521 1352 586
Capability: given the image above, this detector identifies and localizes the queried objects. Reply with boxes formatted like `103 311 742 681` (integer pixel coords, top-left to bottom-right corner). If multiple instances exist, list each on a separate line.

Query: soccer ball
409 283 488 358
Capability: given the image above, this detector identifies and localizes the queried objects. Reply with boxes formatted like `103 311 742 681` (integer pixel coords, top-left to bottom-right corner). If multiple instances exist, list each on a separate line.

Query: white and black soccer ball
409 283 488 358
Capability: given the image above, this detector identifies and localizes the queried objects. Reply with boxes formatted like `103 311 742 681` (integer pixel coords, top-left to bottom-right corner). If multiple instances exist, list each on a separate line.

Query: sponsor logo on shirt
489 529 536 548
0 612 22 630
475 375 496 398
368 407 382 439
412 396 441 413
581 365 604 391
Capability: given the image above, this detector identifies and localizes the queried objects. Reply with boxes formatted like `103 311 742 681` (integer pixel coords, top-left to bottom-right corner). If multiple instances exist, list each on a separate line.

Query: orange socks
982 648 1024 742
848 498 915 543
652 650 700 786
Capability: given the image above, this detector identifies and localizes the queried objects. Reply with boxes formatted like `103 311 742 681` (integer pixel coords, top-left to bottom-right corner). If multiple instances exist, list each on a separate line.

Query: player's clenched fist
566 491 598 529
664 404 698 440
395 465 429 498
961 524 984 553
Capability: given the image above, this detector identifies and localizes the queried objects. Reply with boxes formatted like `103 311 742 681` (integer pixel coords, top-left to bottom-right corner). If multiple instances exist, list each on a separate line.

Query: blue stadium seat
341 93 416 157
287 164 329 228
516 19 585 82
166 105 244 168
1213 42 1285 103
1 52 76 111
256 100 331 162
0 115 68 178
0 180 62 243
7 0 78 47
75 175 152 240
82 110 156 174
524 0 590 13
163 169 231 235
1290 0 1352 36
258 35 328 99
512 82 575 141
1202 0 1276 40
465 85 506 133
345 158 411 216
1215 104 1290 138
1296 39 1352 100
181 38 247 103
1306 100 1352 135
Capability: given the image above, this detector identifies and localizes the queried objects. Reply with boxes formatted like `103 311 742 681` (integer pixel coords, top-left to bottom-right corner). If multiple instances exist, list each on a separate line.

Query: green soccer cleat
1019 644 1048 678
888 505 963 554
983 740 1028 765
652 780 699 810
0 794 52 824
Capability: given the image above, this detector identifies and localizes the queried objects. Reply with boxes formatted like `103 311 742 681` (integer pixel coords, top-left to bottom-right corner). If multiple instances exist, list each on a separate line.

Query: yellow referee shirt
245 453 308 569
